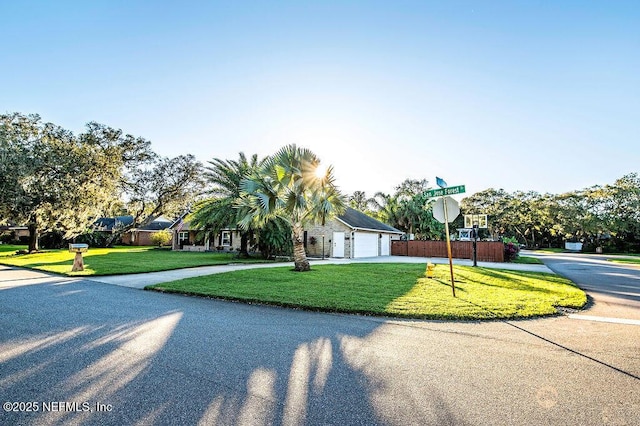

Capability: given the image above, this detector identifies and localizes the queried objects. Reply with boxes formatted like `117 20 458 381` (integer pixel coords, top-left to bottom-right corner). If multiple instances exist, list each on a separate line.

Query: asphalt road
1 258 638 425
528 251 640 320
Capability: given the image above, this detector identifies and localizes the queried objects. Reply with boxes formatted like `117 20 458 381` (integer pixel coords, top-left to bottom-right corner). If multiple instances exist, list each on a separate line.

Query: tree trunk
292 222 310 272
531 227 536 248
238 232 250 258
28 224 39 253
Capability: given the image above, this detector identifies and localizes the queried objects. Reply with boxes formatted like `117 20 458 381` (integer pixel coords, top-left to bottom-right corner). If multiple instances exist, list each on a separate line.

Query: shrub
504 242 519 262
257 219 293 259
76 231 112 248
0 232 15 244
502 237 520 262
39 232 65 249
150 230 172 247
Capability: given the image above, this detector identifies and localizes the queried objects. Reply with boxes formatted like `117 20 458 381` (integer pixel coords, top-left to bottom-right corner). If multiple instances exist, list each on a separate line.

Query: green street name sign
424 185 466 198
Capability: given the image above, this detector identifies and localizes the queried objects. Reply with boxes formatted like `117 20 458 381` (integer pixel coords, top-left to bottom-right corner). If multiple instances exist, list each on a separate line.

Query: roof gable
337 208 403 234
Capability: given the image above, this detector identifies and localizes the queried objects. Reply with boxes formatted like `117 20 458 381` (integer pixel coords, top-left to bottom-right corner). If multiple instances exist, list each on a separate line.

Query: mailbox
69 243 89 253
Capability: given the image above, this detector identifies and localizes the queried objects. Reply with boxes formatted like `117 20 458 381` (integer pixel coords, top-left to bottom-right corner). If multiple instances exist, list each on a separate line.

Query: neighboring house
0 222 30 242
169 216 244 252
121 216 173 246
305 207 404 258
170 217 206 251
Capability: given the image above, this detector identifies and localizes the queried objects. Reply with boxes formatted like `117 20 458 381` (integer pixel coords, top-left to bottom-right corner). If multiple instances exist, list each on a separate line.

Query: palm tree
237 144 346 271
348 191 370 212
368 191 401 225
190 152 263 257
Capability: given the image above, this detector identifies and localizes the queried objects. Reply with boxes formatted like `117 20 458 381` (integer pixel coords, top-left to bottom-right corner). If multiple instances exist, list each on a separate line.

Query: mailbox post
69 243 89 272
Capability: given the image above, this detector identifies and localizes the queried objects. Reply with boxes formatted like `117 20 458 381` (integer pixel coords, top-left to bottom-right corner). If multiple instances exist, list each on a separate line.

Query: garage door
353 232 379 258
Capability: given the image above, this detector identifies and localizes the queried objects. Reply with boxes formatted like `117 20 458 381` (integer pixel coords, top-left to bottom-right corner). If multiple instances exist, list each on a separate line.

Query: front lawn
532 248 567 253
0 244 26 256
513 256 543 265
0 246 272 275
608 256 640 265
148 263 587 320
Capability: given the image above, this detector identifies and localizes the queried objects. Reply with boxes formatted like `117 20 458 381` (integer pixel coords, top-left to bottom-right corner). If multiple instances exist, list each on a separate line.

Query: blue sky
2 1 638 198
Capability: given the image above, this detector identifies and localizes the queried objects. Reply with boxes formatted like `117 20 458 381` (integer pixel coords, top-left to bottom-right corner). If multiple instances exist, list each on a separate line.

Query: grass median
608 257 640 265
0 245 271 275
147 263 587 320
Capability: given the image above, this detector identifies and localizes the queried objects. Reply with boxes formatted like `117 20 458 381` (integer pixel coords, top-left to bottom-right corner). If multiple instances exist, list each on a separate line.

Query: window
178 232 189 242
221 231 231 246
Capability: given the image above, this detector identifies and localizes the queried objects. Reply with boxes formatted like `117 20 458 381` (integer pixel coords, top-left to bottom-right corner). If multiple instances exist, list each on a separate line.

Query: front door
381 234 390 256
332 232 345 257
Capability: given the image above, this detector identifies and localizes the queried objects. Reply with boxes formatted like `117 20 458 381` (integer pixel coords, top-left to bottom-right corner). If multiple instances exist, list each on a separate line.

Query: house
169 216 244 252
120 216 173 246
0 222 30 243
169 207 402 258
170 217 208 251
305 208 404 258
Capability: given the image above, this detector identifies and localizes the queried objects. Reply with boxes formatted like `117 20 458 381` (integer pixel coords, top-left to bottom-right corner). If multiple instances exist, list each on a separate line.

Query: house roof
1 221 28 231
337 208 403 234
93 215 173 232
93 216 134 231
138 216 173 231
170 219 195 231
169 211 236 232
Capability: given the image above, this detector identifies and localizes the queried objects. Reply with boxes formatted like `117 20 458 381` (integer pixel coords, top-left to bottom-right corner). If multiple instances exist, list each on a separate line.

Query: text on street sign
424 185 466 198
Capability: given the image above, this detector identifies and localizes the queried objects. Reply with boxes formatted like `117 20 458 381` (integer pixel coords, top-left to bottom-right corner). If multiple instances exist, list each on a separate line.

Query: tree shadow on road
0 275 463 425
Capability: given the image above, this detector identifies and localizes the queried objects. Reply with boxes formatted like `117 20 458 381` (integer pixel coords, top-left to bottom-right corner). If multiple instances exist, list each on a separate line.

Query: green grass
0 244 27 256
608 257 640 265
532 248 567 253
148 263 587 320
0 246 272 276
513 256 543 264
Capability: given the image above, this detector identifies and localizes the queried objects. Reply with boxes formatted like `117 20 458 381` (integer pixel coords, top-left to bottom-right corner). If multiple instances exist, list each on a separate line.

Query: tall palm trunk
292 222 310 271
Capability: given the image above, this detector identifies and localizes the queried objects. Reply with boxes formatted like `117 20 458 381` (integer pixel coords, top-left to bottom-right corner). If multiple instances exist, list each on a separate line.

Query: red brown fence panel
391 240 408 256
391 241 505 262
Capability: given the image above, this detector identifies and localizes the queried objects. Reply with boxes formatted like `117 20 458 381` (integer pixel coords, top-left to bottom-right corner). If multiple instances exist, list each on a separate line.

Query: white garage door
353 232 379 258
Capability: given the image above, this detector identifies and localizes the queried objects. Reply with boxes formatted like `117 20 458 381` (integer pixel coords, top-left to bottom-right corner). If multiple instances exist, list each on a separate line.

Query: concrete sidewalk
90 256 554 289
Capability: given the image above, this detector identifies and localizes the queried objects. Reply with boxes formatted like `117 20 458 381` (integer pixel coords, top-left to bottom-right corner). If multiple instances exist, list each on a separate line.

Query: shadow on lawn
454 267 577 295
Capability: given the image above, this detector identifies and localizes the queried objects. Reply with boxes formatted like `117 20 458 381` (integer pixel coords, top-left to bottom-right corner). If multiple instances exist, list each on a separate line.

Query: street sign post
427 179 466 297
441 197 456 296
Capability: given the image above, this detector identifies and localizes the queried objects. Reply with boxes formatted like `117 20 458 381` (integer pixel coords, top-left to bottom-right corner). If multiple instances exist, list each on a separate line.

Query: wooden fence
391 240 505 262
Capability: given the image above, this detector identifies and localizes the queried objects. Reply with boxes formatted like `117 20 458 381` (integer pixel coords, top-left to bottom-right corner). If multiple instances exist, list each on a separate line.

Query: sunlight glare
315 163 328 179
